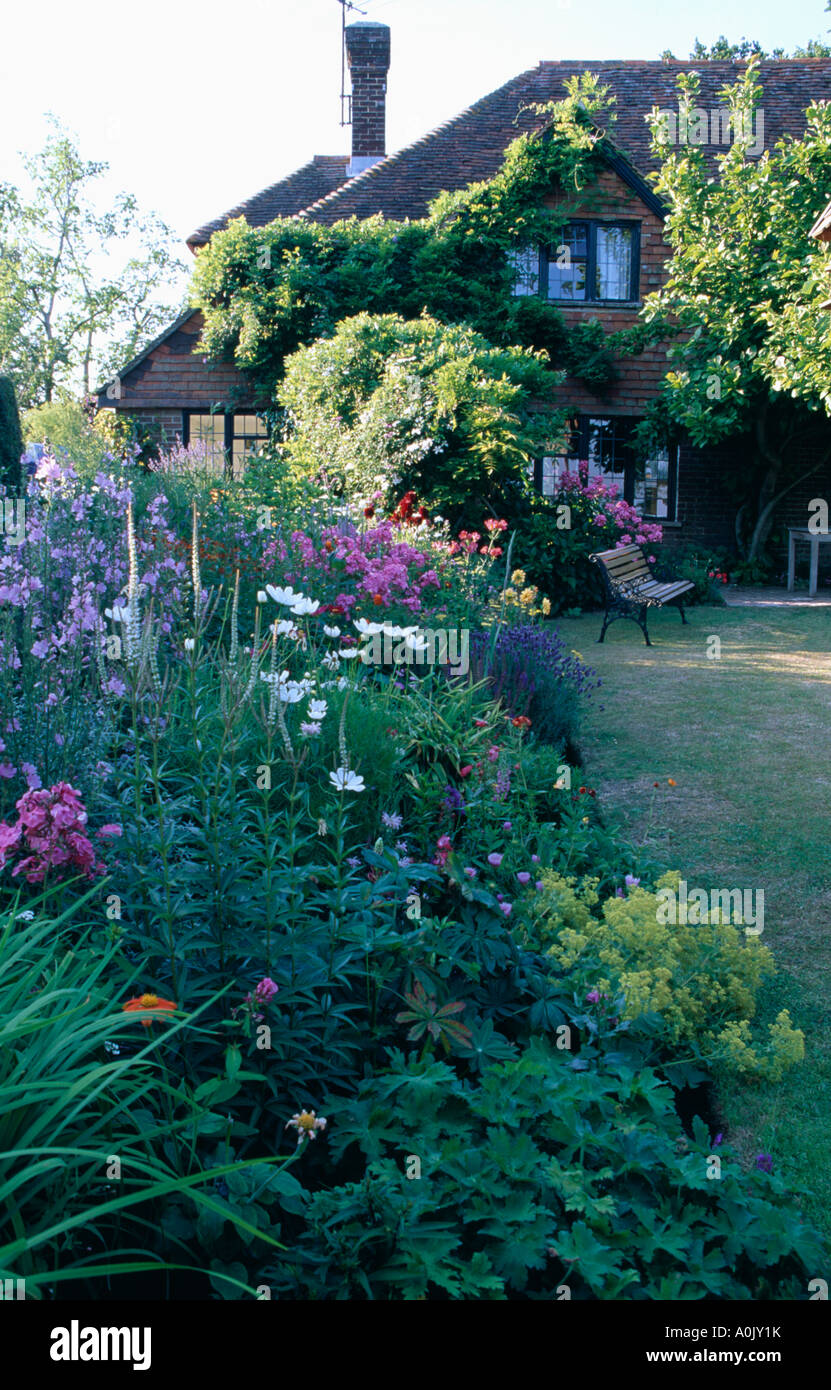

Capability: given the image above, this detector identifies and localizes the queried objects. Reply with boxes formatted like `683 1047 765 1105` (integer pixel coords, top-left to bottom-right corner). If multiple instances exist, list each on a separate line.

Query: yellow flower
511 569 526 585
503 587 517 602
519 587 537 606
541 597 551 615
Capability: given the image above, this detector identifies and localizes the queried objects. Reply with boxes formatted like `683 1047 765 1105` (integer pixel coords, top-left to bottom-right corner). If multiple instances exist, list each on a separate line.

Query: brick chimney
345 22 390 177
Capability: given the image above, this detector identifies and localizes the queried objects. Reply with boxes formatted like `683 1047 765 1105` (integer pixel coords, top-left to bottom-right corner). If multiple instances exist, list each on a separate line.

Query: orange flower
667 778 677 787
372 593 384 606
122 992 177 1028
511 716 532 730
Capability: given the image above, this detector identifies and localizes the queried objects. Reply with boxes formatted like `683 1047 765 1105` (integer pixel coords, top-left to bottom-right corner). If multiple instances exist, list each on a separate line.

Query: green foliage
261 1043 823 1300
21 400 111 476
0 119 186 406
661 36 831 61
0 374 23 490
278 311 565 523
0 895 289 1297
518 869 805 1081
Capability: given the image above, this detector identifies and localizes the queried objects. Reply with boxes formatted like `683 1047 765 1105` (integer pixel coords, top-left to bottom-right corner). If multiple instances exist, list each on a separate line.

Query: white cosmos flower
279 684 304 703
404 633 428 653
184 638 196 652
323 625 341 638
257 589 267 603
339 647 361 660
353 618 384 636
329 766 365 792
291 597 320 616
266 585 303 606
272 619 298 638
308 699 328 720
322 651 341 670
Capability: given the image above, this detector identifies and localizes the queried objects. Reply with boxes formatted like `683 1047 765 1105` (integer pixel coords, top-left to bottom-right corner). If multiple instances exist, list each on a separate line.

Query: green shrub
20 400 109 477
518 869 805 1080
278 311 566 526
0 376 23 491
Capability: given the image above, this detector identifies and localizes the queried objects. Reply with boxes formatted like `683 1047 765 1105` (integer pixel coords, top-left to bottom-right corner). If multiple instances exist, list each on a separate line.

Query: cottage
98 22 831 554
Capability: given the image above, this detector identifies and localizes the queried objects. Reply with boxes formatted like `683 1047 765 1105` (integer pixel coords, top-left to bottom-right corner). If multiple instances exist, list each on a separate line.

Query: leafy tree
0 375 23 490
661 35 831 60
640 61 831 559
0 120 187 407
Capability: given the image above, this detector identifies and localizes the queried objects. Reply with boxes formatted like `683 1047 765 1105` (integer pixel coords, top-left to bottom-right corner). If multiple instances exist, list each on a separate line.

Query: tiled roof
297 59 831 225
186 155 350 249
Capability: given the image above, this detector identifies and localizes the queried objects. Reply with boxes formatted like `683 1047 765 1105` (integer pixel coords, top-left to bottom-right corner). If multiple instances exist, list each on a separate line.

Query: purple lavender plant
470 624 600 752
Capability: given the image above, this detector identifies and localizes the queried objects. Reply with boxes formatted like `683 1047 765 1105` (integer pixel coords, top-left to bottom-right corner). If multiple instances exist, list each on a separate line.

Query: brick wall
124 409 185 450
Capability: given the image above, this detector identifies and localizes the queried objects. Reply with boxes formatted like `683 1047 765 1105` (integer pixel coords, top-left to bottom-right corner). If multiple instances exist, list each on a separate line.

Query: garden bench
590 543 694 645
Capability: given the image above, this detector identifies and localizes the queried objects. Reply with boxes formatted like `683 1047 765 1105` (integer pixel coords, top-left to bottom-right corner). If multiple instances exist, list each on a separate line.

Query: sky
1 0 829 254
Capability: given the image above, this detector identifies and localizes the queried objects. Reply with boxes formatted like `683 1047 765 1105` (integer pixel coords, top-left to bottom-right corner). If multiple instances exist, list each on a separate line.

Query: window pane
561 223 588 258
188 415 226 477
508 246 539 296
595 226 633 300
634 446 675 519
547 256 586 301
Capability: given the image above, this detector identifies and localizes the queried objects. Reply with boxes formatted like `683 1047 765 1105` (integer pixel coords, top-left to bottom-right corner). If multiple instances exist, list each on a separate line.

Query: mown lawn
559 600 831 1240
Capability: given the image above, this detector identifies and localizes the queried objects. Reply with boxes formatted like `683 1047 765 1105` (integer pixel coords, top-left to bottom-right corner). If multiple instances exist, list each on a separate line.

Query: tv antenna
337 0 368 126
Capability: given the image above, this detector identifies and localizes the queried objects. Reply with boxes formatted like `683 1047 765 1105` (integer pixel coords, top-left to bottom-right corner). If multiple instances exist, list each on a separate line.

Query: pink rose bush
0 782 114 883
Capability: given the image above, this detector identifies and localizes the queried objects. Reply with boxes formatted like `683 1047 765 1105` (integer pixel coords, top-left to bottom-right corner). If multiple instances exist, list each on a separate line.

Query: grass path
558 602 831 1239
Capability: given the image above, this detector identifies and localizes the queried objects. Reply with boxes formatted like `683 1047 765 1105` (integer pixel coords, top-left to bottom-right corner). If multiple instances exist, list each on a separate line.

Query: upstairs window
511 221 640 304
